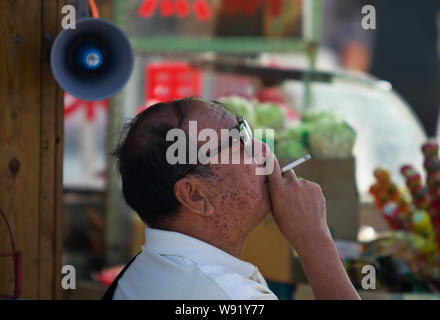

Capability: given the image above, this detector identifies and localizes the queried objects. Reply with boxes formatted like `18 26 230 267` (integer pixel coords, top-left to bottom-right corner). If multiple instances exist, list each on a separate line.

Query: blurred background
2 0 440 300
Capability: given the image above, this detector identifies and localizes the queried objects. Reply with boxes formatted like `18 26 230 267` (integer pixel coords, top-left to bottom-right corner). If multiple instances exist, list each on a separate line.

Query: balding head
114 98 232 223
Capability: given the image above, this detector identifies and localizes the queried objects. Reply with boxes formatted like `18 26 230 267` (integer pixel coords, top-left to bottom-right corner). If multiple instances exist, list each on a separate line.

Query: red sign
145 62 202 103
138 0 212 21
64 93 108 122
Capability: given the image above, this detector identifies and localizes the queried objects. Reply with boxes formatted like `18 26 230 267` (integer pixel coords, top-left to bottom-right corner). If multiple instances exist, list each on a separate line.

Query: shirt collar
143 227 256 278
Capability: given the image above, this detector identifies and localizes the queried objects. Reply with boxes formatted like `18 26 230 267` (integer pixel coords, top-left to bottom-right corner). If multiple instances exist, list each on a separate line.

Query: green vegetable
276 140 309 161
308 118 356 159
275 123 310 161
278 123 311 148
302 109 339 123
254 103 285 131
218 96 256 128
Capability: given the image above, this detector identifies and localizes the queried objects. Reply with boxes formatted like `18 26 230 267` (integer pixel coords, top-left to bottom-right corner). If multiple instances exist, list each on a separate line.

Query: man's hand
266 155 330 249
266 153 360 300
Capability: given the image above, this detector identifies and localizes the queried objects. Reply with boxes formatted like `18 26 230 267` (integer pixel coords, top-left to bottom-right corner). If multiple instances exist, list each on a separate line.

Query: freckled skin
198 108 271 254
163 101 271 257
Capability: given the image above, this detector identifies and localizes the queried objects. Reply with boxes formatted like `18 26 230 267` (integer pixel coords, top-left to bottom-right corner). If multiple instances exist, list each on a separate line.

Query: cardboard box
241 157 359 284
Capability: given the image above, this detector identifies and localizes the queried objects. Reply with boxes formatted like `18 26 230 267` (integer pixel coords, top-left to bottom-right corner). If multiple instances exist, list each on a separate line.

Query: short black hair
112 98 231 226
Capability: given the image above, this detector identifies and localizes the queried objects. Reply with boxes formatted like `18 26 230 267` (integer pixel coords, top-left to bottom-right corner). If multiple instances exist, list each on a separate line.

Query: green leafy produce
302 109 339 123
218 96 256 128
308 118 356 159
254 103 285 130
217 97 356 159
275 123 310 161
253 127 276 148
278 123 311 148
276 139 309 161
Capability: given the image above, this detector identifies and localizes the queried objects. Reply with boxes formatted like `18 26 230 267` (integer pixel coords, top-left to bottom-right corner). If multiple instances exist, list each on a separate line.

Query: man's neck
155 222 247 258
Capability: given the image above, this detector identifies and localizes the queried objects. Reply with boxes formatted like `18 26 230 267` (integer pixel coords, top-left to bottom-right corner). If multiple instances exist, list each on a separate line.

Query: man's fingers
303 180 323 193
282 168 298 184
266 153 283 190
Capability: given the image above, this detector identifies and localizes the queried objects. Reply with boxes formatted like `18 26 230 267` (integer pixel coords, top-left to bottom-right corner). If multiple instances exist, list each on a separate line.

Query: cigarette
281 154 311 173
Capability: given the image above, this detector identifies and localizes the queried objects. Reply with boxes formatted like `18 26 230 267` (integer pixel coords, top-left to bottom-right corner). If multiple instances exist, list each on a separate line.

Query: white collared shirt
113 227 278 300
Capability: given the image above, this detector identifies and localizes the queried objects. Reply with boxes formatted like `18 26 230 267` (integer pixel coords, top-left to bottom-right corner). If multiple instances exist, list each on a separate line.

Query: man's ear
174 177 214 217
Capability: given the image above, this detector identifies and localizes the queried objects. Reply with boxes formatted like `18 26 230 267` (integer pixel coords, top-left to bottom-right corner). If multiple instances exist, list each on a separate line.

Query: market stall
60 0 438 300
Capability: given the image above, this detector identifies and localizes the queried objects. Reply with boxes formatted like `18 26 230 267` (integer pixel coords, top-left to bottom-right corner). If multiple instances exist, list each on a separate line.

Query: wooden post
0 0 64 299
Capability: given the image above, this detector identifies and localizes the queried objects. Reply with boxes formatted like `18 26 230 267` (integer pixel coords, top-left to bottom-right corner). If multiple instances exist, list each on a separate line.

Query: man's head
113 98 271 252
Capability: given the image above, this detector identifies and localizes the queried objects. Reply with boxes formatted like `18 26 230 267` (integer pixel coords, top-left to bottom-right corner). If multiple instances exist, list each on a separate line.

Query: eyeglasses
180 116 253 178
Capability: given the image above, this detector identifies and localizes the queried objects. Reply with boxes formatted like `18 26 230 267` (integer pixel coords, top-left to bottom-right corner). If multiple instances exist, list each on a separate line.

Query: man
108 98 359 300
